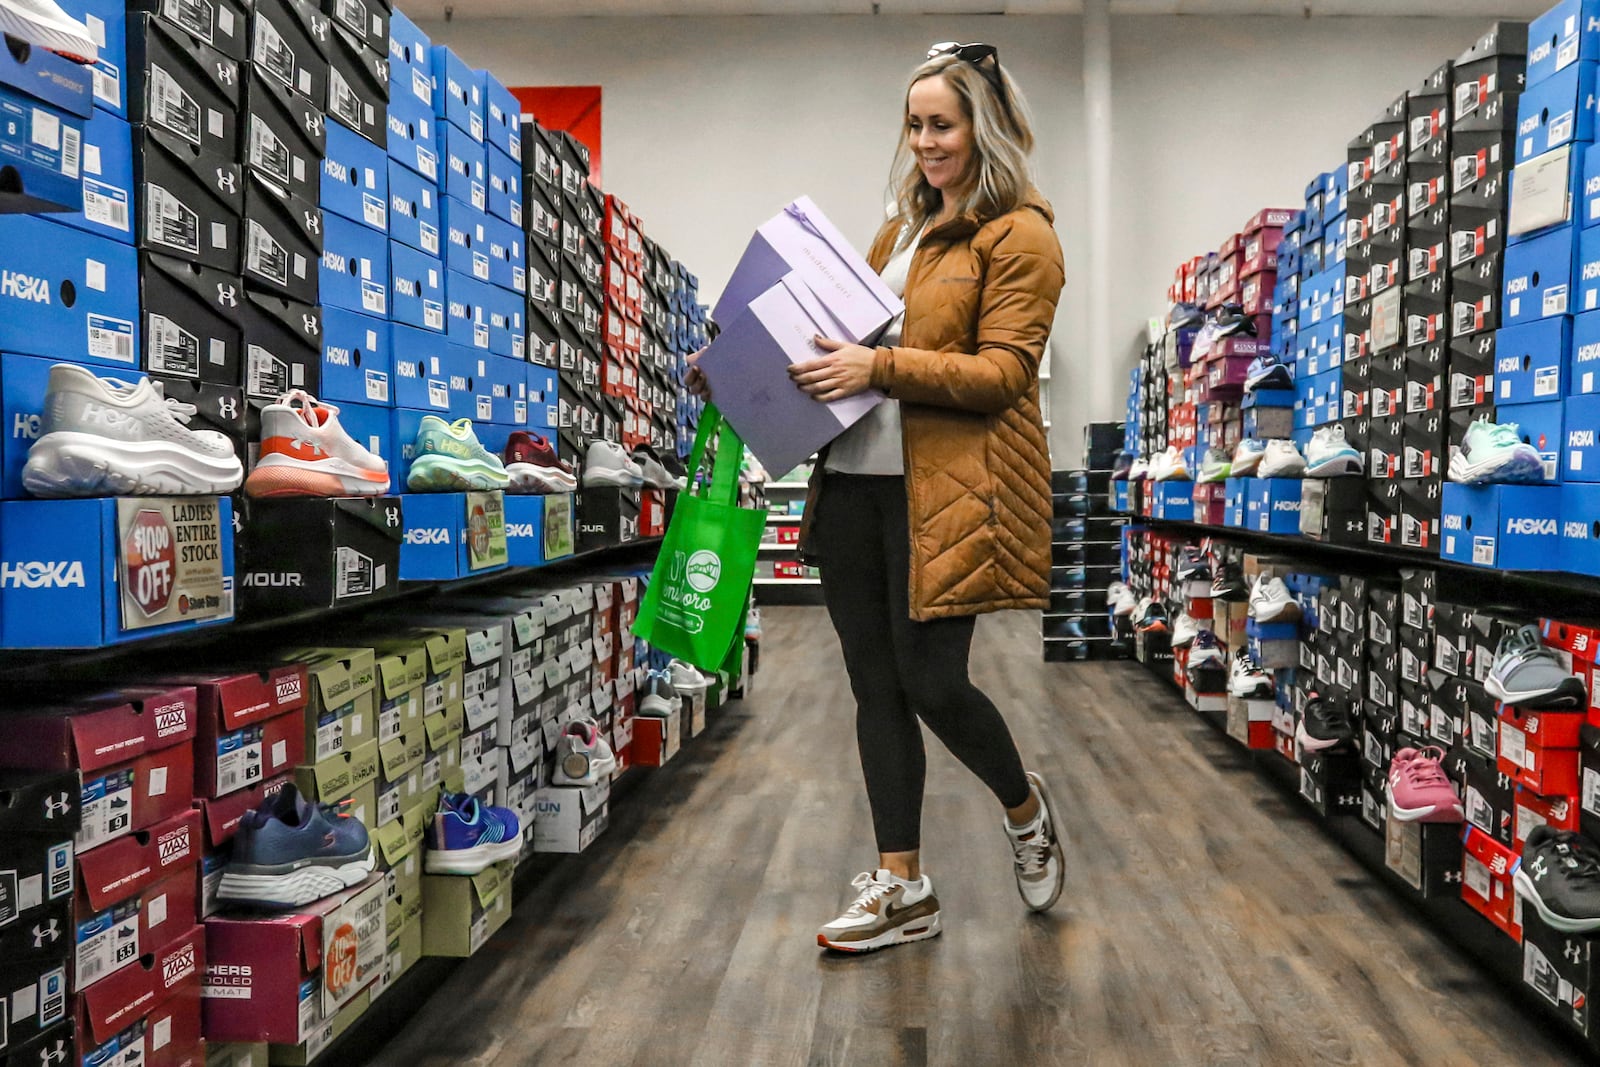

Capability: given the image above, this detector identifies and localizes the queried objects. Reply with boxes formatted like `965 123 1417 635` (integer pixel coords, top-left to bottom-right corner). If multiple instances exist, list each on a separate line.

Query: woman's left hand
788 336 877 403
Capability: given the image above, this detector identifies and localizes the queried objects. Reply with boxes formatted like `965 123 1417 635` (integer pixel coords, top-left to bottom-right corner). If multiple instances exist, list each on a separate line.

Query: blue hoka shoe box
446 344 490 423
399 492 508 581
0 216 139 368
1501 399 1566 481
321 211 390 318
1495 317 1572 403
1561 483 1600 573
0 496 235 647
482 283 524 360
501 495 546 568
1441 483 1562 569
1151 481 1192 521
1563 394 1600 479
322 121 389 232
527 365 558 427
388 159 440 256
486 146 522 229
430 46 483 142
388 9 432 110
1528 0 1600 88
478 71 520 163
1503 226 1580 324
445 270 490 351
390 326 451 412
386 87 439 183
1516 61 1599 164
1574 309 1600 391
320 307 393 406
334 400 393 475
1248 479 1302 534
438 122 487 213
390 241 446 332
441 197 491 282
57 108 134 242
483 213 525 295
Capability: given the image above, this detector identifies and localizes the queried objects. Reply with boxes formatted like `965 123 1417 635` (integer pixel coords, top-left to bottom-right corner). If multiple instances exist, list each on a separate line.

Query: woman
688 42 1064 953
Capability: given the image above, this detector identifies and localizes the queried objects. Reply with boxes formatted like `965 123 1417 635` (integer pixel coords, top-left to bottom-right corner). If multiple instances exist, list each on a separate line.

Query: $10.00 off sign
658 549 722 635
117 498 230 631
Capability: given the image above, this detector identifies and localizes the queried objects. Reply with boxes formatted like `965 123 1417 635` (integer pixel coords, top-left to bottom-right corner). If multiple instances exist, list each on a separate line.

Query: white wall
423 11 1527 464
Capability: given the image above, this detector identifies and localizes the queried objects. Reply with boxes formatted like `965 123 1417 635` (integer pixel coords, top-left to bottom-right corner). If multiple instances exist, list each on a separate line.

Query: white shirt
825 231 921 476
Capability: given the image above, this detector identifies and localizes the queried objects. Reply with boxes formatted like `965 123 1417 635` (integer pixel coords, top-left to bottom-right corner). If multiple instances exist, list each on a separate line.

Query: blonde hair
888 51 1037 249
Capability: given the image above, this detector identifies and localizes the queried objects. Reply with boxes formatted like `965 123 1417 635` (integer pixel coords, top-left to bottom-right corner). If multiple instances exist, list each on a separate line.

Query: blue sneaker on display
217 786 375 909
1244 353 1294 392
1305 426 1364 477
425 793 523 874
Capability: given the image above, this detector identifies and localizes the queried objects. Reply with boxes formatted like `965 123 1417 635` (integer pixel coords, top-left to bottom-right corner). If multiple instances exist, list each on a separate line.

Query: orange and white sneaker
245 391 390 498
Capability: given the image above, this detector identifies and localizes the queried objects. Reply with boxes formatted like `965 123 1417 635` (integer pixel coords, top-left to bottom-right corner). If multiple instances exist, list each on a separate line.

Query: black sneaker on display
1515 826 1600 934
1295 692 1355 752
1211 560 1248 601
1175 547 1211 584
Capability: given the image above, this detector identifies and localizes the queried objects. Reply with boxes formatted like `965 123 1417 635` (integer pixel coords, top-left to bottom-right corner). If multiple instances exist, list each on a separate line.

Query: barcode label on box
87 316 135 365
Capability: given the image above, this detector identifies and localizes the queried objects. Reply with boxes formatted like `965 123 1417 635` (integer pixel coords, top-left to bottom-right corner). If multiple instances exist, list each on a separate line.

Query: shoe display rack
1043 423 1129 662
1100 6 1600 1053
754 456 823 606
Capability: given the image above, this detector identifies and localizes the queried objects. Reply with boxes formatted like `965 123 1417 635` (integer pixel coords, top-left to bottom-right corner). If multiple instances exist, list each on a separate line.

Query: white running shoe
1249 574 1302 623
1171 613 1201 649
1304 425 1363 477
1109 583 1137 617
1229 650 1274 699
245 392 391 498
23 364 244 497
583 440 644 488
551 719 617 786
817 870 942 952
1259 439 1307 478
1151 446 1192 481
1231 438 1267 476
0 0 97 63
669 660 710 692
1197 448 1232 484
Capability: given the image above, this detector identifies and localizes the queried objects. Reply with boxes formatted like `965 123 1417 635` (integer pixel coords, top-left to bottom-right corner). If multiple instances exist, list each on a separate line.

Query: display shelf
766 512 804 524
754 578 819 585
767 481 809 490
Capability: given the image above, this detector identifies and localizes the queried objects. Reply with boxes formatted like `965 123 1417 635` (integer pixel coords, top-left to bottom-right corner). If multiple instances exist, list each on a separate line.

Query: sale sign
320 878 385 1017
465 491 508 571
117 498 230 631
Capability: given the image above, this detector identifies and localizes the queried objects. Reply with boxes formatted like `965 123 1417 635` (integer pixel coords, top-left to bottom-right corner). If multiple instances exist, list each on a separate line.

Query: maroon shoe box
151 665 310 799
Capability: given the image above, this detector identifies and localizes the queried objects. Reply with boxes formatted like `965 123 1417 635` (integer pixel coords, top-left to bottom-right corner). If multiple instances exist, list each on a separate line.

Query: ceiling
421 0 1545 19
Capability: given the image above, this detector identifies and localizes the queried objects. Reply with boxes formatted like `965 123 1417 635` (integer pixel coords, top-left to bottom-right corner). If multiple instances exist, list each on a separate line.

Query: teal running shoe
407 416 511 491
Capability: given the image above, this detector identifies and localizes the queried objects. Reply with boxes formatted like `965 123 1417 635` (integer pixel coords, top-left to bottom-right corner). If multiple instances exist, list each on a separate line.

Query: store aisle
366 608 1580 1067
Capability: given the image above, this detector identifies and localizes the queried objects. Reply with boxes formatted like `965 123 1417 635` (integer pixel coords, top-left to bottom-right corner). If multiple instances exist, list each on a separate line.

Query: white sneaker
23 364 244 498
1171 613 1201 649
1197 448 1232 483
551 719 617 786
817 870 942 952
245 392 390 497
1259 439 1307 478
1229 651 1274 699
669 660 710 692
1249 575 1302 623
583 440 644 488
1005 772 1066 913
1187 636 1226 670
0 0 97 63
1304 425 1364 477
1231 438 1267 476
638 668 678 717
1151 446 1191 481
1110 583 1137 617
630 446 675 490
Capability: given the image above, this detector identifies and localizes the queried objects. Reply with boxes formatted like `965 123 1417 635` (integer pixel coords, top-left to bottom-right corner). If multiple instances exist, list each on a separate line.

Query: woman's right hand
685 349 712 401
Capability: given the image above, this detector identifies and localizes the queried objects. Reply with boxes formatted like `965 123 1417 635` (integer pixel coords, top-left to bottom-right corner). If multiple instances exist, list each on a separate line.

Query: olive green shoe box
420 858 514 958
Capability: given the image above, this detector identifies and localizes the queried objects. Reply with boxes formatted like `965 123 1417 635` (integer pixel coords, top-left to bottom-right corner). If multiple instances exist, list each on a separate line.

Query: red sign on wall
512 85 602 185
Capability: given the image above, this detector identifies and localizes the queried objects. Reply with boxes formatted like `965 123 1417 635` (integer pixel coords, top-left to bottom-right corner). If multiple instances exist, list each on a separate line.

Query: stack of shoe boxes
553 130 602 459
0 686 206 1067
1296 172 1346 456
1044 424 1125 662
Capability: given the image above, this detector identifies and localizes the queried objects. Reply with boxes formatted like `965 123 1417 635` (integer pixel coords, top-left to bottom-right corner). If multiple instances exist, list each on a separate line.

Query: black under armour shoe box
576 487 640 552
243 68 326 206
1384 818 1464 899
250 0 331 108
0 769 79 966
1446 742 1515 844
148 376 247 466
1298 748 1364 819
243 173 323 305
1521 908 1598 1037
132 125 243 274
325 25 388 148
1451 21 1526 135
126 15 241 161
322 0 389 56
1360 700 1398 770
236 496 403 617
1451 250 1503 341
140 253 244 386
238 287 322 401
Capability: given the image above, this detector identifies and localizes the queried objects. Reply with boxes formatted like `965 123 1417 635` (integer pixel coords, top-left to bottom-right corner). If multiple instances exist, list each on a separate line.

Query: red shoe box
1461 825 1522 943
78 810 202 914
159 666 310 799
0 685 198 772
1498 706 1584 794
1187 597 1215 622
75 923 203 1057
1273 728 1297 765
78 742 197 853
1192 482 1226 525
1513 786 1581 849
77 978 204 1067
640 488 666 537
1540 618 1600 722
197 774 293 849
73 865 197 992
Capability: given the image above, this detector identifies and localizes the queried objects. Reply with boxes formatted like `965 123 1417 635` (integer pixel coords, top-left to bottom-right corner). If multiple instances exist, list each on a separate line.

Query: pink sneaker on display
1386 747 1464 823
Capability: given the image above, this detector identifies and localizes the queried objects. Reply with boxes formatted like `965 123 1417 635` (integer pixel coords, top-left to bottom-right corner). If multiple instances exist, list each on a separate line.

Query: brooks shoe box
237 497 404 615
321 306 393 405
322 119 388 231
0 216 139 369
241 288 322 400
322 210 390 317
388 159 441 255
140 252 244 385
389 329 452 413
390 241 446 332
126 15 241 161
325 26 388 149
243 68 326 206
56 108 134 242
133 125 243 273
243 172 323 305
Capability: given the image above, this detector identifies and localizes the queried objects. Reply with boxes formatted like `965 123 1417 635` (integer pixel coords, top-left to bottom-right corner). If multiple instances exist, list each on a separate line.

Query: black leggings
815 473 1032 854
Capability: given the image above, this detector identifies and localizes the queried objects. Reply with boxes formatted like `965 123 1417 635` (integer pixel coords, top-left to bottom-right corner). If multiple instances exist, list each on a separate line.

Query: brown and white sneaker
816 869 942 953
1005 771 1066 912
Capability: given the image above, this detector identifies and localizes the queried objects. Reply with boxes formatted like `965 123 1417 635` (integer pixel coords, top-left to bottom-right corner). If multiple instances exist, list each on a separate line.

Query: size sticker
1545 285 1569 317
253 16 296 90
250 121 291 187
148 185 201 256
87 315 135 365
216 728 265 795
1499 722 1529 769
361 280 387 315
335 546 375 600
248 345 290 398
365 370 389 403
1472 535 1495 566
83 177 130 232
77 769 135 851
150 65 201 146
76 898 140 987
247 221 289 287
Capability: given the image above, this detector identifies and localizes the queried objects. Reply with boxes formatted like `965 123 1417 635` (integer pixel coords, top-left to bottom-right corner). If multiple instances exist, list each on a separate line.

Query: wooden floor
365 608 1587 1067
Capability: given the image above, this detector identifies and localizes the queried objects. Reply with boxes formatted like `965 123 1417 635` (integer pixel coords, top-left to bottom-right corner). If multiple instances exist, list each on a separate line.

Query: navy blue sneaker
425 792 522 874
218 786 375 909
1244 352 1293 392
1169 303 1204 331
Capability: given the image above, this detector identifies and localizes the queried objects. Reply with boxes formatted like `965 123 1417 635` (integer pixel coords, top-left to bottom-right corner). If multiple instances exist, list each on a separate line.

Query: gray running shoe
1485 624 1587 708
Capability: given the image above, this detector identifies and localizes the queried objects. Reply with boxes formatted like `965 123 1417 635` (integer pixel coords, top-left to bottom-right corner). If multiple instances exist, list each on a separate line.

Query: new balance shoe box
236 497 403 615
240 287 321 400
201 876 385 1044
0 216 138 368
320 306 392 405
249 0 330 108
388 158 440 255
127 15 241 161
324 26 387 149
1521 908 1599 1036
385 82 438 183
321 210 389 317
0 497 234 647
0 768 79 964
1499 700 1584 794
322 0 387 55
1515 60 1597 164
390 240 446 332
438 118 486 214
1460 825 1522 942
243 68 324 207
389 328 452 413
73 817 198 992
242 173 321 304
1441 484 1563 569
132 125 242 273
322 119 388 231
140 252 244 385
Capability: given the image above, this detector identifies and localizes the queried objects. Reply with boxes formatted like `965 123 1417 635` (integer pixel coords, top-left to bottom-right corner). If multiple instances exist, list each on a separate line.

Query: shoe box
282 647 380 811
1384 816 1463 899
389 329 453 414
0 496 235 647
388 157 440 256
244 67 325 208
487 143 523 230
127 15 241 161
1441 483 1562 569
0 767 78 972
322 118 387 233
132 124 243 273
54 109 134 243
1521 907 1600 1037
243 172 322 305
441 196 492 283
1515 61 1597 165
240 286 322 401
324 26 387 150
385 78 439 184
532 776 610 854
249 0 330 108
1499 702 1584 795
390 240 447 333
148 665 308 800
319 306 393 405
139 252 245 385
202 876 386 1044
0 214 139 369
577 487 641 551
419 857 512 958
74 921 203 1067
73 810 200 992
397 491 510 581
445 272 491 353
1460 824 1523 942
439 123 487 216
237 497 404 615
322 209 390 317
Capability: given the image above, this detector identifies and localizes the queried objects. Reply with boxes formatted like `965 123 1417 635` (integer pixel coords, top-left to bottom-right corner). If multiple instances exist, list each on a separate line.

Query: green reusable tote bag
632 406 767 672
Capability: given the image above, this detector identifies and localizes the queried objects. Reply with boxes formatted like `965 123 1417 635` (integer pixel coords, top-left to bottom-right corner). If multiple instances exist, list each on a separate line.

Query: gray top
824 231 920 476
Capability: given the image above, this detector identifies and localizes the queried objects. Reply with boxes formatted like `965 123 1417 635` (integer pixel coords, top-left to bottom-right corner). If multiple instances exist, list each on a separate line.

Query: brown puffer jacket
799 190 1063 621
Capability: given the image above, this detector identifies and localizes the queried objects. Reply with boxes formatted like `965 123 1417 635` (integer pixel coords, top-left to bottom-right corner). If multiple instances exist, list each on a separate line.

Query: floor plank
361 607 1588 1067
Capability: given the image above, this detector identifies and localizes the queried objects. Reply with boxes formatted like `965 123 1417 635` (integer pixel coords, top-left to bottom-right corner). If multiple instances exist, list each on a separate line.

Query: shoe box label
0 215 140 369
250 0 330 105
390 240 446 333
322 120 386 232
430 45 483 142
445 270 490 353
487 144 522 228
243 173 323 304
127 14 241 160
134 126 243 274
385 82 438 182
1442 483 1563 569
199 713 304 798
439 122 487 213
527 241 559 322
389 327 451 412
330 0 389 55
1528 0 1600 87
321 307 392 405
1503 224 1580 325
526 184 561 246
325 25 388 149
0 835 73 965
485 213 526 295
55 108 134 244
141 252 243 385
0 83 87 216
143 0 249 61
387 158 439 255
1518 62 1600 164
1495 316 1571 404
322 210 390 317
243 69 325 207
237 496 403 616
441 196 491 282
240 288 321 401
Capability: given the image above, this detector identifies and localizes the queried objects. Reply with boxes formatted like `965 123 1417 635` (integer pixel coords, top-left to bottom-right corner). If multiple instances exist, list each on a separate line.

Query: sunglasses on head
926 42 1017 130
